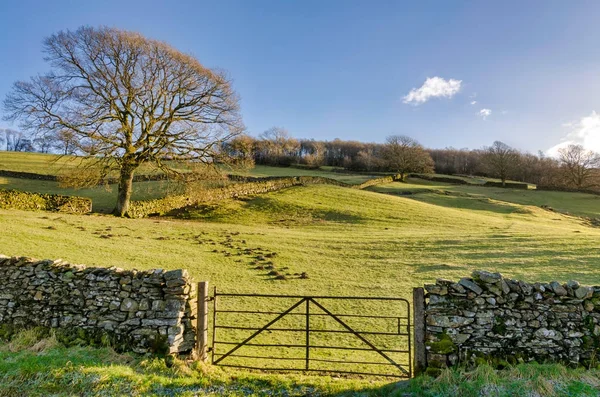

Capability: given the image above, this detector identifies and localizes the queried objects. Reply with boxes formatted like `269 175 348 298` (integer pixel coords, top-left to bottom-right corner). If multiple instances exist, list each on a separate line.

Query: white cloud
470 101 477 105
479 108 492 120
547 111 600 156
403 77 462 105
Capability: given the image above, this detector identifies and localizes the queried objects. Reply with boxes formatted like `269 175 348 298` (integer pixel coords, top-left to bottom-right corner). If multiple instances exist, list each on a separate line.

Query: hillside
1 184 599 297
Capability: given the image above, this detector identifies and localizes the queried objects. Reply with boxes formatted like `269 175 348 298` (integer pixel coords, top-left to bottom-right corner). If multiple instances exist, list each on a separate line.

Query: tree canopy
3 26 243 216
381 135 434 180
482 141 520 186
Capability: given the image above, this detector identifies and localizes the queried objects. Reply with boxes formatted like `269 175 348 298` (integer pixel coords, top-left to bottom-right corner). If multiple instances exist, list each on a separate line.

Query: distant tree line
223 127 600 191
0 128 77 155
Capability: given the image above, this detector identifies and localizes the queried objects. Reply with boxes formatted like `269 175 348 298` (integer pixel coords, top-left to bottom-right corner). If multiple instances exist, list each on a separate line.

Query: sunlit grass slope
1 184 599 299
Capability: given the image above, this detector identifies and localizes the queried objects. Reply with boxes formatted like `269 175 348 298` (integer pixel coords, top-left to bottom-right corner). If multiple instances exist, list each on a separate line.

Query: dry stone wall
424 270 600 373
0 255 196 355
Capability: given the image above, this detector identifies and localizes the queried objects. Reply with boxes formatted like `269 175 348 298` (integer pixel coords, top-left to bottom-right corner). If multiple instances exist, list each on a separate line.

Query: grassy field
2 184 599 295
0 151 84 175
2 153 600 394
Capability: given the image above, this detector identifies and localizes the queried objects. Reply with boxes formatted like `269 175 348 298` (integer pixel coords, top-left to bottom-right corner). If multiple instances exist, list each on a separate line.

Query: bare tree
3 26 243 216
558 144 600 189
482 141 520 187
1 128 33 152
54 129 78 155
33 135 55 153
382 135 434 181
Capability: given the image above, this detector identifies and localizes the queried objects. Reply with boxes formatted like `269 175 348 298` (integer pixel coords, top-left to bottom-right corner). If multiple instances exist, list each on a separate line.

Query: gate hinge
207 296 215 302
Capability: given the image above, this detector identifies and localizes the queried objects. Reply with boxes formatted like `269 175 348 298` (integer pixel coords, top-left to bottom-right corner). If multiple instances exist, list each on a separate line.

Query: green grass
0 151 84 175
1 183 599 295
0 151 172 176
1 331 599 396
370 178 600 218
0 332 394 397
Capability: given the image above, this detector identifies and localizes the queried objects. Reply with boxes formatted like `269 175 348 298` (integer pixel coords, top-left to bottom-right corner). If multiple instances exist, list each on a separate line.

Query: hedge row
483 181 529 189
0 189 92 214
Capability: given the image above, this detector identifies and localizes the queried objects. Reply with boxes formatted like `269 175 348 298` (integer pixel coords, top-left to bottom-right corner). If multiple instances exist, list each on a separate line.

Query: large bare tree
382 135 434 180
3 26 243 216
482 141 520 187
558 144 600 189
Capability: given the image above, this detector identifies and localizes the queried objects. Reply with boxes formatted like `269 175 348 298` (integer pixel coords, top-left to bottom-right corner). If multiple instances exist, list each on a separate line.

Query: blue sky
1 0 599 153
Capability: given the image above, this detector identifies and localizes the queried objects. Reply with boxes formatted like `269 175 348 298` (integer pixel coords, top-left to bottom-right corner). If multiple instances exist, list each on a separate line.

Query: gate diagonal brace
309 298 410 376
213 297 307 365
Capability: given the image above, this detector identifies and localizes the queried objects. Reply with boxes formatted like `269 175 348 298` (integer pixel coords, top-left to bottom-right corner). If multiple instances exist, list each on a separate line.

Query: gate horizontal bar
214 364 409 378
216 354 305 361
309 358 411 366
214 293 410 302
215 325 410 336
215 310 410 320
214 341 409 353
214 354 410 367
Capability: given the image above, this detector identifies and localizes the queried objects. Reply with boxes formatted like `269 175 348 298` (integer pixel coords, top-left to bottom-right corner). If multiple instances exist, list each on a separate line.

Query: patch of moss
54 327 131 351
426 333 457 354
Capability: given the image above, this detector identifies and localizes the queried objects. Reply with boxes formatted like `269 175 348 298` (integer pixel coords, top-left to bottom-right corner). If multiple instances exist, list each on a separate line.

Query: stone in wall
0 254 196 355
424 270 600 371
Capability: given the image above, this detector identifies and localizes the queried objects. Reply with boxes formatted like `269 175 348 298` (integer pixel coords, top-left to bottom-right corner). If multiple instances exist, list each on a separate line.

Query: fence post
413 287 426 376
197 281 209 362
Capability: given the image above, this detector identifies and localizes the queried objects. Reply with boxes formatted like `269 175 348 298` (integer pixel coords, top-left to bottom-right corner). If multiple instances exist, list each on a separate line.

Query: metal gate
211 290 412 378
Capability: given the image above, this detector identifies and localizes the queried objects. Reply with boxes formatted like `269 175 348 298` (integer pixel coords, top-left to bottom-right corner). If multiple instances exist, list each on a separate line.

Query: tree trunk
114 166 135 217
